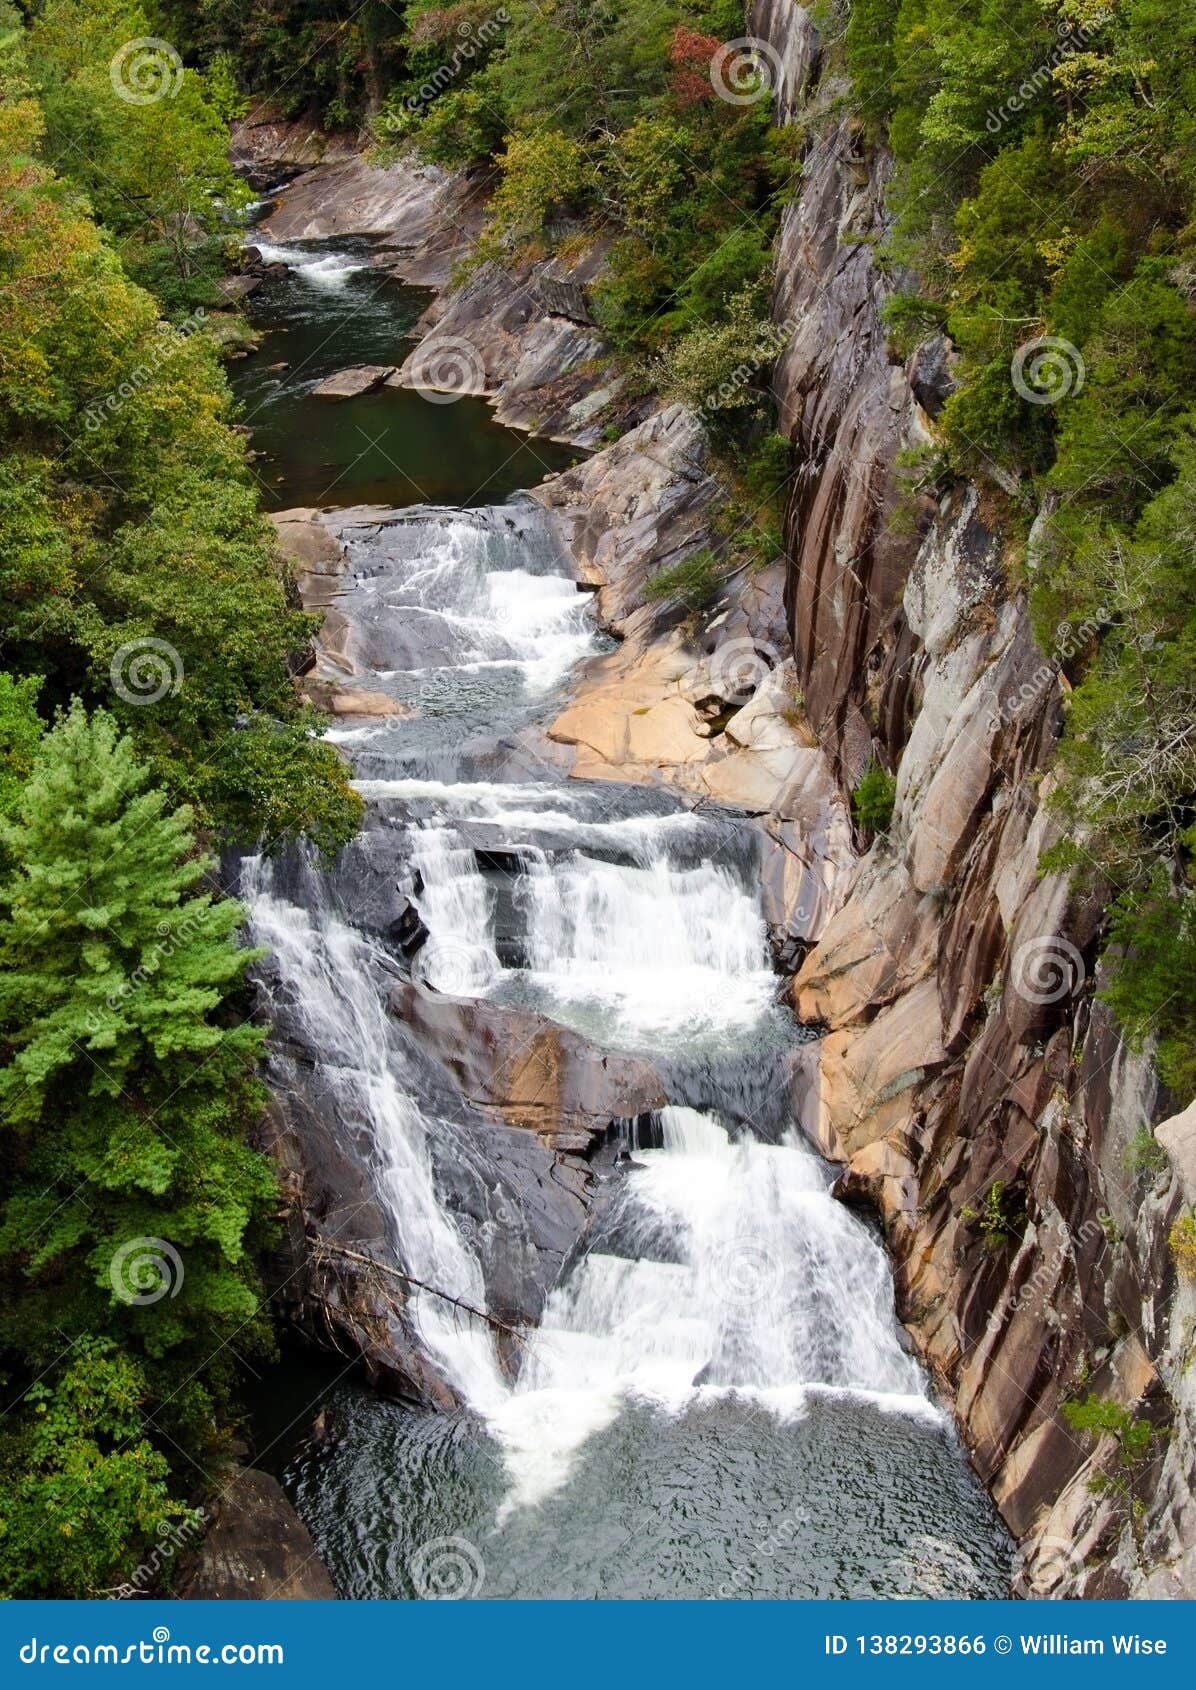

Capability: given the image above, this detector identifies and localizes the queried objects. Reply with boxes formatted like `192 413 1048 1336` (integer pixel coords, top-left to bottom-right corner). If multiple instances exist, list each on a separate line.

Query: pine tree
0 701 276 1381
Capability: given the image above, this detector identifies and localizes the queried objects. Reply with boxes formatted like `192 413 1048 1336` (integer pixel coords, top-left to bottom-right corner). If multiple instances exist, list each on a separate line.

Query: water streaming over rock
238 377 1010 1593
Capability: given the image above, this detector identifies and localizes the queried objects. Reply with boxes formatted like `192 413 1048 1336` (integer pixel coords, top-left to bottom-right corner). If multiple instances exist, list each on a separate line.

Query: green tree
0 672 43 819
26 0 252 310
0 1340 188 1598
0 56 359 852
0 703 276 1444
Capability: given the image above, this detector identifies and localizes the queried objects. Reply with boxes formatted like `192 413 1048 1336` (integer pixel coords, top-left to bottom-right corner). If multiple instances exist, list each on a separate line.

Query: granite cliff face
757 2 1195 1598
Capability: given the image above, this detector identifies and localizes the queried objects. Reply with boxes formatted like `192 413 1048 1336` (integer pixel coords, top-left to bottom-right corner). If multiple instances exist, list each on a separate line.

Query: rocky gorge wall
755 1 1196 1599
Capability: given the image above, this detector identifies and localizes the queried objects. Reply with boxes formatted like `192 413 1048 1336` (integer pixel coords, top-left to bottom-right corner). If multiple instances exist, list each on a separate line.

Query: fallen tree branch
310 1238 527 1344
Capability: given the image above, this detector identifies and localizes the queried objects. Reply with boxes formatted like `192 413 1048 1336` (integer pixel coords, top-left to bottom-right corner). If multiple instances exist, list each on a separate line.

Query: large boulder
177 1469 336 1600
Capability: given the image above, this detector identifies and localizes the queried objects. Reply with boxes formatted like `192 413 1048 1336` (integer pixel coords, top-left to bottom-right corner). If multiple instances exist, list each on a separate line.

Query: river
229 229 1012 1600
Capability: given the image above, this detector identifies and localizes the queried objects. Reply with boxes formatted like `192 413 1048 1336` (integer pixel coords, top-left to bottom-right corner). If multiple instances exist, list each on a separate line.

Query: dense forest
0 0 1193 1596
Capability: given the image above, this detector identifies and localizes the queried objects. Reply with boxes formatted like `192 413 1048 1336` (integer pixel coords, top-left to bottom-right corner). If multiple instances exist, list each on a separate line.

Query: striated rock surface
393 986 666 1153
395 250 620 445
258 154 485 288
230 105 358 185
758 0 1196 1598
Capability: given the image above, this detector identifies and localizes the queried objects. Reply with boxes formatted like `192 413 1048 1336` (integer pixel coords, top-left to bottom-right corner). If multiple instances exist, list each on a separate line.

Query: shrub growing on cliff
1062 1393 1158 1514
1169 1213 1196 1281
851 758 897 837
642 546 724 611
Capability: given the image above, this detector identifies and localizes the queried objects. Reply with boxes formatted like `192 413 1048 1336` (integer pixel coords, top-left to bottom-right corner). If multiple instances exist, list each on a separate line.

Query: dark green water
230 236 580 510
247 1365 1010 1601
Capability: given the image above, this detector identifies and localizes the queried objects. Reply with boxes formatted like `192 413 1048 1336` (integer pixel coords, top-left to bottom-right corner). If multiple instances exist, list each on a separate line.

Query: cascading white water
407 826 502 994
489 1106 932 1512
252 238 368 289
517 849 777 1042
243 502 950 1536
241 855 507 1413
345 517 598 699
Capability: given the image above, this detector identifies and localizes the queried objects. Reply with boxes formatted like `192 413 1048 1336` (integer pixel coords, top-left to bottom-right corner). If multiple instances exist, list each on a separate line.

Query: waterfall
242 854 507 1413
240 497 1009 1594
516 849 777 1045
489 1104 931 1512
